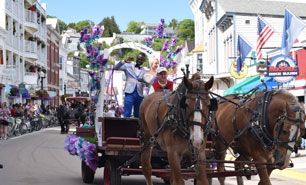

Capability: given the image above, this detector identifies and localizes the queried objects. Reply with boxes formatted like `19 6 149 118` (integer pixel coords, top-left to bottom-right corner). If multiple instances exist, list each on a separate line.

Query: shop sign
267 54 298 83
230 62 248 79
18 83 26 95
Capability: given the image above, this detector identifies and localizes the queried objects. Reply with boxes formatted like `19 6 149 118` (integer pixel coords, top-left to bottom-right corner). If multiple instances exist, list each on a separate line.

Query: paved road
0 127 305 185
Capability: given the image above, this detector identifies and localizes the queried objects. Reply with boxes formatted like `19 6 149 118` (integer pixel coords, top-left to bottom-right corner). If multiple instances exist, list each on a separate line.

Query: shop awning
188 43 204 55
223 76 260 96
241 77 282 92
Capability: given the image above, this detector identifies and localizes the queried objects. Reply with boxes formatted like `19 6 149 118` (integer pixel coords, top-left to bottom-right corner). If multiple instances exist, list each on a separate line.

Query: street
0 127 305 185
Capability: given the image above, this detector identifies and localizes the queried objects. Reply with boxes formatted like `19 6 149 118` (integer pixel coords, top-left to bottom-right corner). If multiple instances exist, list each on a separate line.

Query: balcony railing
12 36 19 50
25 9 37 24
24 72 38 85
25 40 37 54
5 33 12 46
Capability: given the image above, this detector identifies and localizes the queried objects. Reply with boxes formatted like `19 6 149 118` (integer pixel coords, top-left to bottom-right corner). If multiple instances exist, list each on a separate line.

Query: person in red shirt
150 67 174 93
10 104 16 118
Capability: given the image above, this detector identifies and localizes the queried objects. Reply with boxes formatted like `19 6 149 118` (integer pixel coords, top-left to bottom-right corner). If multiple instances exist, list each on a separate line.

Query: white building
140 23 175 37
190 0 306 96
0 0 47 104
59 29 69 98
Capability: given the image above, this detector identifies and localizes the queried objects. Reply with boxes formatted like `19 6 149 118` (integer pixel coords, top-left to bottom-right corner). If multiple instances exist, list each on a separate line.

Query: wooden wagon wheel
103 159 121 185
81 160 95 183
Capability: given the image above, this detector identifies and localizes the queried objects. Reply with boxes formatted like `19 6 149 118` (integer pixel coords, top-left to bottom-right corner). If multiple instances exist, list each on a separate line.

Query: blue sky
39 0 194 31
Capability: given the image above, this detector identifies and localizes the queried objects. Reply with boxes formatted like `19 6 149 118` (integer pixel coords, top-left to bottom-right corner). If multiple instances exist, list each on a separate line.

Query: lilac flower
160 55 166 67
174 45 184 54
162 40 169 51
169 36 177 49
155 18 166 39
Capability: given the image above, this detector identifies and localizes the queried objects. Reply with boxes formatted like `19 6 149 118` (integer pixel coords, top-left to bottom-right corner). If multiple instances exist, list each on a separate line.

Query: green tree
80 53 90 69
98 16 121 37
74 20 95 32
177 19 194 40
67 23 76 29
46 15 67 34
169 18 178 30
126 21 143 33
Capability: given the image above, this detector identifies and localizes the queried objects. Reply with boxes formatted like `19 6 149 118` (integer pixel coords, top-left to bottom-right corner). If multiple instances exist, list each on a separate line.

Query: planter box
76 127 95 138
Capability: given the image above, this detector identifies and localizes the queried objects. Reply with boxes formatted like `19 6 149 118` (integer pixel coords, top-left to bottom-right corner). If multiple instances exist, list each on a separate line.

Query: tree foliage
177 19 194 40
169 18 178 30
46 15 67 34
67 23 76 29
126 21 144 33
98 16 121 37
74 20 95 32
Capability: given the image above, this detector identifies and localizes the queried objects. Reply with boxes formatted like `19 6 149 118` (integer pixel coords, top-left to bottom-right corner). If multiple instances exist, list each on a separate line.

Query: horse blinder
209 98 218 111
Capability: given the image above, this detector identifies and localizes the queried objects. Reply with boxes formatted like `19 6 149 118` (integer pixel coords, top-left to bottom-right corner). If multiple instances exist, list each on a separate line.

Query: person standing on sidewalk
0 102 12 140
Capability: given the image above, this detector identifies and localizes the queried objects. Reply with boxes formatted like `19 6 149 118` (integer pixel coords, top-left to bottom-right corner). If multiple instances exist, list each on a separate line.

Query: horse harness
216 91 303 152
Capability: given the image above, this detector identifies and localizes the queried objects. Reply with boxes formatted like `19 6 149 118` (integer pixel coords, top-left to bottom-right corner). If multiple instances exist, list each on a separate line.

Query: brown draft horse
213 89 306 185
139 73 214 185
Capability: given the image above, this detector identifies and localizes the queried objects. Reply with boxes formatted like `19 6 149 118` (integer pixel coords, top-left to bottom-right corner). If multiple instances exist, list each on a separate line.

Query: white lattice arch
102 42 160 60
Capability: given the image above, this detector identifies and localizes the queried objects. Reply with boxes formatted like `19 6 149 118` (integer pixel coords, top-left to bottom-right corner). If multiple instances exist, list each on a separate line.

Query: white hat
157 67 167 74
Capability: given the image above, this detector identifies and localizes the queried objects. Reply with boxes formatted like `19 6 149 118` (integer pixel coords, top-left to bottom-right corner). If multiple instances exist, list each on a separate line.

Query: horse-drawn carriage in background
66 72 306 185
63 96 90 126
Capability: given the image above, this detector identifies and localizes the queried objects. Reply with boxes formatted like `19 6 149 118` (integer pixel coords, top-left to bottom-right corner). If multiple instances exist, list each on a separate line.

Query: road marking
273 169 306 183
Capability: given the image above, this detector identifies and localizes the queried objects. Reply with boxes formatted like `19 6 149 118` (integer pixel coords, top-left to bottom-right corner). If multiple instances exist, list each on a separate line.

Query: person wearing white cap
149 67 174 94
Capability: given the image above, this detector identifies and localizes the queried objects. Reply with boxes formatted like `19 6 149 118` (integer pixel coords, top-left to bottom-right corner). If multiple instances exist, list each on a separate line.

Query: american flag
256 16 274 61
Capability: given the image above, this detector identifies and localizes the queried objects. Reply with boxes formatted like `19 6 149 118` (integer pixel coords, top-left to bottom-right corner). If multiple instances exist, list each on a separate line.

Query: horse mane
191 73 201 80
275 89 299 105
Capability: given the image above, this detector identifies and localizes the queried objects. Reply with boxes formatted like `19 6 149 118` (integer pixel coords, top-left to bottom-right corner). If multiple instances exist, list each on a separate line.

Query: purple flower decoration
162 39 169 51
174 45 184 54
170 36 177 49
88 70 96 78
160 55 166 67
155 18 166 39
64 135 98 172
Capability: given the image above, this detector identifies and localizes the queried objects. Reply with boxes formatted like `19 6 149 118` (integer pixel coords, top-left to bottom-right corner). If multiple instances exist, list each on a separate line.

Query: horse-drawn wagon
64 71 305 185
74 116 258 185
63 96 90 126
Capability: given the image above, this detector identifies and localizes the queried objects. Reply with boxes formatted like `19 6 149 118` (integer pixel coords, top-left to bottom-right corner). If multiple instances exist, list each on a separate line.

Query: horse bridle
180 80 216 136
274 105 305 152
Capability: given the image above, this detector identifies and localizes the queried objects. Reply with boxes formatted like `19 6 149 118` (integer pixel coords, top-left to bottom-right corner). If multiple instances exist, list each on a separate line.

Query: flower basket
10 87 19 96
35 89 49 98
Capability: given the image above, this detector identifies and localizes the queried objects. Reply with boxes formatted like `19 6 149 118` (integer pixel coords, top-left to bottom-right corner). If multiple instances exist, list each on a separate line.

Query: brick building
46 18 61 106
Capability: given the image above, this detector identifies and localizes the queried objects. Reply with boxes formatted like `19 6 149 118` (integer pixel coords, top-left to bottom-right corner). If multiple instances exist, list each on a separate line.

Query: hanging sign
267 54 298 83
18 83 26 95
230 62 248 79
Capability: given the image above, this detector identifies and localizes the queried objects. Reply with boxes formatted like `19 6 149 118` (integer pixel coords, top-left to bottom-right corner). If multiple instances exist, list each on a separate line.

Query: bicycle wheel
7 122 14 137
19 123 28 135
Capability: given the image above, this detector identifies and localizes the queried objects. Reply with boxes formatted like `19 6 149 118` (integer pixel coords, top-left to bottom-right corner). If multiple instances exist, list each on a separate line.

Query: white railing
20 38 23 51
24 72 38 85
24 9 37 24
5 34 12 46
25 40 37 53
12 36 19 50
5 0 12 11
